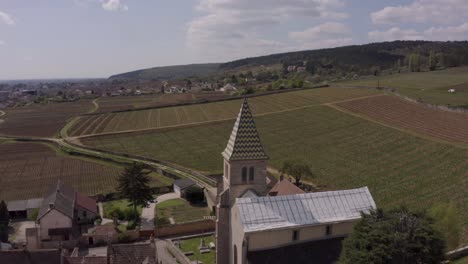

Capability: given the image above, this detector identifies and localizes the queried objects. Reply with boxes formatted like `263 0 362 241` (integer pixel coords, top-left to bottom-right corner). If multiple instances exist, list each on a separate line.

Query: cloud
101 0 128 11
368 23 468 42
187 0 348 61
371 0 468 25
0 10 15 25
289 22 353 49
368 27 423 42
0 40 5 45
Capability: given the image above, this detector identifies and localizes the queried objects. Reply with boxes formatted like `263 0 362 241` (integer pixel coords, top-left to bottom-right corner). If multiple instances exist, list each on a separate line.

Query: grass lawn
338 67 468 107
103 199 143 219
156 199 210 224
179 235 215 264
85 105 468 243
452 256 468 264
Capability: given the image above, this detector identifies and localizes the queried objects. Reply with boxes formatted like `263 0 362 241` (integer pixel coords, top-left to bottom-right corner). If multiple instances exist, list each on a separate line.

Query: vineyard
339 67 468 106
68 87 381 137
81 104 468 242
0 99 93 137
335 95 468 144
0 142 172 201
95 91 229 113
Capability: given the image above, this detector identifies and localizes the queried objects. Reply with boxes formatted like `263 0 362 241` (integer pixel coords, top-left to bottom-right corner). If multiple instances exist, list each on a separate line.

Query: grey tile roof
173 178 196 190
37 180 75 220
222 98 268 161
236 187 376 232
7 198 43 212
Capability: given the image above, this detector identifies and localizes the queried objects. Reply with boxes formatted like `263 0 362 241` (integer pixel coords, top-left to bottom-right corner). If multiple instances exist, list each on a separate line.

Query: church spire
222 98 268 161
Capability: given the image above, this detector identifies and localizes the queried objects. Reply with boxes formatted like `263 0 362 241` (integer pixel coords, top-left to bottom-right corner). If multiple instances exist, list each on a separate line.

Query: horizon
1 0 468 79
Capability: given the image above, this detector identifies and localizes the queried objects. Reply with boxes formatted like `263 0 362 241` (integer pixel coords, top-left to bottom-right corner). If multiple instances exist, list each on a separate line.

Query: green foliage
117 162 154 221
428 201 461 250
126 220 137 230
155 216 170 226
409 53 421 72
117 233 132 243
27 208 39 221
110 63 220 80
184 185 205 204
429 50 437 71
340 207 446 264
0 200 9 243
279 160 313 185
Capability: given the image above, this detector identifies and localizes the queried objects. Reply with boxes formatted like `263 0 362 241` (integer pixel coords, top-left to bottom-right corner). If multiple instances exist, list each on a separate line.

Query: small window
249 167 254 182
326 225 332 236
292 230 299 241
242 167 247 183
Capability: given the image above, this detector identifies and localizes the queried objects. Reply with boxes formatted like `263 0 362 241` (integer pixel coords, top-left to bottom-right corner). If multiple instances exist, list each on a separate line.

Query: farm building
215 98 377 264
220 83 238 92
30 180 98 246
7 198 43 219
173 178 196 197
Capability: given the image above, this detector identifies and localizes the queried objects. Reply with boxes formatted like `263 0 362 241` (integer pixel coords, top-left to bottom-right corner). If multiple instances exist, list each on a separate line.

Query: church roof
236 187 376 233
222 98 268 161
268 179 305 196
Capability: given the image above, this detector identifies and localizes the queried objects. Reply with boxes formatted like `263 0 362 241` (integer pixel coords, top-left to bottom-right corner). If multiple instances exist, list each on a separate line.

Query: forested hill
109 41 468 80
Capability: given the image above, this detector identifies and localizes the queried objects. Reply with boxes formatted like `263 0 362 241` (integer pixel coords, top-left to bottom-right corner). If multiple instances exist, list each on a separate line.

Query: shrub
155 217 171 226
107 207 125 220
95 218 102 225
27 208 39 221
123 208 139 221
117 233 131 243
126 220 137 230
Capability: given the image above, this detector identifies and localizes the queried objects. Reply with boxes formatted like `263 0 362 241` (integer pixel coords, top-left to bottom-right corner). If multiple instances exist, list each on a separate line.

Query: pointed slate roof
222 98 268 161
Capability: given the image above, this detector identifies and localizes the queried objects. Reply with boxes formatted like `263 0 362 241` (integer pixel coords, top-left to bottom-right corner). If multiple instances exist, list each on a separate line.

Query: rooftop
173 178 196 190
268 179 305 196
222 98 268 161
236 187 376 233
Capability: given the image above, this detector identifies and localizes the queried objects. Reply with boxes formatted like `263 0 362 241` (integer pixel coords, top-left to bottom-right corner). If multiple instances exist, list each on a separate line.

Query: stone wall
155 220 215 238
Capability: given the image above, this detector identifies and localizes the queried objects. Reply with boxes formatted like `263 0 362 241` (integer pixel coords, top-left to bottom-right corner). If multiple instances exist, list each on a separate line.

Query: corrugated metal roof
7 198 43 212
236 187 376 233
222 98 268 161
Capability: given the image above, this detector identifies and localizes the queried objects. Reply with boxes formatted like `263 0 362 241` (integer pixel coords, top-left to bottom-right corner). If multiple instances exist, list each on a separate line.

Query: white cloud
289 22 353 49
371 0 468 25
368 27 423 42
187 0 348 61
368 23 468 42
0 11 15 25
101 0 128 12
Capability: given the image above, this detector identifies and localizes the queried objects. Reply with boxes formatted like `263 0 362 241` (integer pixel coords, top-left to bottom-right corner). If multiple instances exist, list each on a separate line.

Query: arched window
249 167 254 182
241 167 247 183
234 245 238 264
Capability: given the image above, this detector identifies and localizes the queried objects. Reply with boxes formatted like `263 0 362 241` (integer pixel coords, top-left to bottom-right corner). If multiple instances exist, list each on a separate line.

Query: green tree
409 53 421 72
279 160 313 186
117 163 154 222
340 207 446 264
0 200 9 242
429 50 437 71
429 201 460 250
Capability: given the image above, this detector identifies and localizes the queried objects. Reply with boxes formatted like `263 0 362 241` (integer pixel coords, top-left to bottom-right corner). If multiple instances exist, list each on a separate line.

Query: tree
408 53 421 72
279 160 313 186
340 207 446 264
185 185 205 204
0 200 9 242
117 163 154 222
429 201 460 250
429 50 437 71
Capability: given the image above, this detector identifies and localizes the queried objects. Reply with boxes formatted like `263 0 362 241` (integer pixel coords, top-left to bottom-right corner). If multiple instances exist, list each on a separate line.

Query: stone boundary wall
156 220 215 238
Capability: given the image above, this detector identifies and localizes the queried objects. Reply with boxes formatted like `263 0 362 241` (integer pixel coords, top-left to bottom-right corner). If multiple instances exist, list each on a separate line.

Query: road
141 192 179 231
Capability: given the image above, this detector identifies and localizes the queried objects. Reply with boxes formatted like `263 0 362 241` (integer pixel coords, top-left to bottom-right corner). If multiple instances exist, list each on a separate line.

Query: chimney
48 203 54 210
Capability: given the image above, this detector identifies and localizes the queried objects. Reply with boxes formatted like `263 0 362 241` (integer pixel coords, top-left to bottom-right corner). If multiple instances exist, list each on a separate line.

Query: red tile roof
268 179 305 196
75 192 98 214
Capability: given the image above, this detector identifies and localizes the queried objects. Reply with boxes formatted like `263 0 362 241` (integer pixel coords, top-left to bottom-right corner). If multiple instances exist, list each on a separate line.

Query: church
215 98 376 264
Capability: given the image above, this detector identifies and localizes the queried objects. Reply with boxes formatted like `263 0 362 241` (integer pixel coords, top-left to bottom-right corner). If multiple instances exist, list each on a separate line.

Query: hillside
109 63 221 80
108 41 468 81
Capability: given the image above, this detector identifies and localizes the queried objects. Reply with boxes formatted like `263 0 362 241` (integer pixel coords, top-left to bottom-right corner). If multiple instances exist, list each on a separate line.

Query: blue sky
1 0 468 80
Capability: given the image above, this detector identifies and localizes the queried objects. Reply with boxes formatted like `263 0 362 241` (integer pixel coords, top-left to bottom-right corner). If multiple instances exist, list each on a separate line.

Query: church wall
231 206 246 264
246 220 357 252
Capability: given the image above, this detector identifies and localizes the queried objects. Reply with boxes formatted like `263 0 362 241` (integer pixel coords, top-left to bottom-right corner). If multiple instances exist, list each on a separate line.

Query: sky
1 0 468 80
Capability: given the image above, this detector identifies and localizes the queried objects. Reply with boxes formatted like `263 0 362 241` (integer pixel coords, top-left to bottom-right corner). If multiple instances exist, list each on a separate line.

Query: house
0 248 62 264
35 180 98 243
287 66 297 72
215 99 377 264
220 83 238 92
173 178 196 197
82 224 120 246
268 177 304 196
7 198 43 219
297 66 306 72
448 88 456 93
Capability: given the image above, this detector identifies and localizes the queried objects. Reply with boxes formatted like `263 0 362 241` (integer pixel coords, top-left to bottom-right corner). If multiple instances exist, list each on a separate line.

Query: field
82 105 468 241
68 87 381 137
0 99 93 137
156 199 210 224
335 95 468 144
95 91 229 113
338 67 468 107
0 142 171 201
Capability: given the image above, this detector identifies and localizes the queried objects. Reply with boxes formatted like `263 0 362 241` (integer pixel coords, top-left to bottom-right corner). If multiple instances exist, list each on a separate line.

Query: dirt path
89 99 99 113
75 93 386 139
0 110 5 117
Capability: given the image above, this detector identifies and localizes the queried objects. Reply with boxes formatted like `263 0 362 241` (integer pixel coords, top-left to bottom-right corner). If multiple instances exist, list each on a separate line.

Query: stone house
215 99 377 264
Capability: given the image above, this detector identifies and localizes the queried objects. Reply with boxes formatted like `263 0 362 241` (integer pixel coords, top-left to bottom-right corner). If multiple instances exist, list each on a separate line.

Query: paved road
156 239 178 264
141 192 179 231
